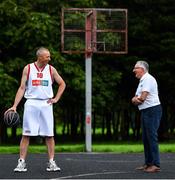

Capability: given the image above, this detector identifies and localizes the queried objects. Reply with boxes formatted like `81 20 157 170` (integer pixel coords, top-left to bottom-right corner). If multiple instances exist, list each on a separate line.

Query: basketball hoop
86 47 93 55
61 8 128 152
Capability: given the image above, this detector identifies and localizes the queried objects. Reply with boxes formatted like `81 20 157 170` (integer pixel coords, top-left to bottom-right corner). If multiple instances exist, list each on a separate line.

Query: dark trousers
140 105 162 167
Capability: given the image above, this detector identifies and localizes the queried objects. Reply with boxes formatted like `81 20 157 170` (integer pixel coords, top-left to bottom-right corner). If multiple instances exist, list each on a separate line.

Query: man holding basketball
5 47 66 172
132 61 162 173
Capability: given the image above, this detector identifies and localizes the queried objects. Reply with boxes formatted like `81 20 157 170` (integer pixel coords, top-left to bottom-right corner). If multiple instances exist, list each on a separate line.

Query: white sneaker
14 159 27 172
46 160 61 172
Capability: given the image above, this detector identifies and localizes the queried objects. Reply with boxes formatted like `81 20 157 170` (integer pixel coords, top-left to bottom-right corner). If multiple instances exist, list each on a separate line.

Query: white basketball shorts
23 99 54 136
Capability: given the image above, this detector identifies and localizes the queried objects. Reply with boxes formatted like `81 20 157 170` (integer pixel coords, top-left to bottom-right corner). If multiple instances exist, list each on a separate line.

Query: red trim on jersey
40 65 46 72
27 64 30 81
49 65 54 83
34 62 46 72
34 62 39 71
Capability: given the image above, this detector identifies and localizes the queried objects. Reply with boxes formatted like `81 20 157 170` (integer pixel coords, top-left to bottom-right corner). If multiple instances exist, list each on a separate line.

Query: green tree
1 0 175 143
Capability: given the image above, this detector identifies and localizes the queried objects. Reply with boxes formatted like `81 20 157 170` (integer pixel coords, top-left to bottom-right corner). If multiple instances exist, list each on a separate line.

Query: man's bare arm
131 91 149 105
48 67 66 104
5 65 28 113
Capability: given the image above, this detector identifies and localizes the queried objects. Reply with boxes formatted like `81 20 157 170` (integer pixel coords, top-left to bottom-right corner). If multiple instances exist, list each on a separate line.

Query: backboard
61 8 128 55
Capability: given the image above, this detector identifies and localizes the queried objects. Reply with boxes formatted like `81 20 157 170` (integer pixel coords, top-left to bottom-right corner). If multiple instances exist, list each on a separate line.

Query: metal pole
85 56 92 152
85 10 93 152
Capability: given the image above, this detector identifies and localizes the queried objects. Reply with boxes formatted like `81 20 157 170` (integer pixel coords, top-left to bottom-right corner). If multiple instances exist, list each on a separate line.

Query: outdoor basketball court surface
0 153 174 179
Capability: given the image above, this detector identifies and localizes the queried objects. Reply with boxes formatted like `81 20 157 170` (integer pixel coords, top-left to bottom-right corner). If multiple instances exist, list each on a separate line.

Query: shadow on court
0 153 175 179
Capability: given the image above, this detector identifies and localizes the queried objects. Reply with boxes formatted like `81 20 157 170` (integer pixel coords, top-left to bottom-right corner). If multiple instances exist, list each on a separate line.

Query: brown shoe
135 164 148 170
144 165 161 173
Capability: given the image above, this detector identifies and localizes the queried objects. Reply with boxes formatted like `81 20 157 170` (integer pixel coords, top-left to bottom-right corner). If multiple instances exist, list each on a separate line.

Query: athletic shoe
46 160 61 172
14 159 27 172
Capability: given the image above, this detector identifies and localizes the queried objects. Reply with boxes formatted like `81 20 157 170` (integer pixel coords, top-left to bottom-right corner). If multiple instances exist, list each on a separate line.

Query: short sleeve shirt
135 72 160 110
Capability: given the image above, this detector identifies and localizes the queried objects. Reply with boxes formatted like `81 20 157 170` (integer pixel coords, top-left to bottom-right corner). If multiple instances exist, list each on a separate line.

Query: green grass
0 144 85 154
0 142 175 154
92 143 175 153
4 127 175 154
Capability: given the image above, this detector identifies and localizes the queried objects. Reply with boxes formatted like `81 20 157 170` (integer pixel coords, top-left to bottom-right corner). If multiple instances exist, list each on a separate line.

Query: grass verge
0 142 175 154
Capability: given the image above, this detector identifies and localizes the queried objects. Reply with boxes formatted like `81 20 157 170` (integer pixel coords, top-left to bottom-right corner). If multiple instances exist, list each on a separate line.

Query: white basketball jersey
24 63 54 99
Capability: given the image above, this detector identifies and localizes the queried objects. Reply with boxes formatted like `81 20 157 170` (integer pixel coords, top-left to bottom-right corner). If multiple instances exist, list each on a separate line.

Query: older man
132 61 162 173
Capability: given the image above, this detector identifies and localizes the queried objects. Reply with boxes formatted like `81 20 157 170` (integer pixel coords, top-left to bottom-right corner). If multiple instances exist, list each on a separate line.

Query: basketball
3 110 20 127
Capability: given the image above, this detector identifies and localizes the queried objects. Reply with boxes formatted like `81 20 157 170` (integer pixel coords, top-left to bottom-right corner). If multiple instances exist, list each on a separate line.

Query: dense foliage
0 0 175 143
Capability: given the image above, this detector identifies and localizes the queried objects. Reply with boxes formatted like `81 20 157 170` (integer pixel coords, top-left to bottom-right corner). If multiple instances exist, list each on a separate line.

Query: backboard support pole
85 56 92 152
85 11 93 152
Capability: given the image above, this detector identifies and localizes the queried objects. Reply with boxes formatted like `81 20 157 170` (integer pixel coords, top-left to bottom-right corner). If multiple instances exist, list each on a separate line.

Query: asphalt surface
0 153 174 179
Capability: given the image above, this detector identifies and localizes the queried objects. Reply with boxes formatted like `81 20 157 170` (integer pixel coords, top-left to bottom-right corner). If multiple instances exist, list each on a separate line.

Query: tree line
0 0 175 144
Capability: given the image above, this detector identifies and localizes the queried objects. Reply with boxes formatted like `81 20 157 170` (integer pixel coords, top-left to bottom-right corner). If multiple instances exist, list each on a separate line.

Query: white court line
51 170 131 179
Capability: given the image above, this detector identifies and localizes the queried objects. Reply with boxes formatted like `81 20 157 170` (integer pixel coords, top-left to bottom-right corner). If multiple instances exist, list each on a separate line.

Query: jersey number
37 73 43 78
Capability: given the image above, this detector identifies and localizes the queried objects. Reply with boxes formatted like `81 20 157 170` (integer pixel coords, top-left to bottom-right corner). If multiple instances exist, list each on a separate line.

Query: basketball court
0 153 174 179
1 8 172 180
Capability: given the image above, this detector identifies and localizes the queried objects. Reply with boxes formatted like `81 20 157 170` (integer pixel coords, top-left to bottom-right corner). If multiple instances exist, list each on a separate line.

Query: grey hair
36 47 49 57
135 60 149 72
